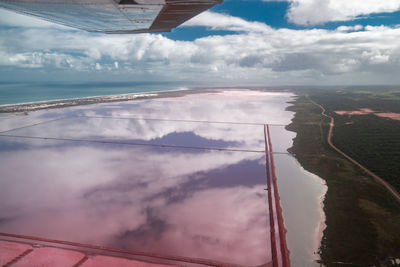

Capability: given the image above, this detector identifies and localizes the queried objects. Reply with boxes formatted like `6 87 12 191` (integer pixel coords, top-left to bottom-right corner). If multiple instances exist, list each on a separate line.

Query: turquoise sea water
0 81 185 105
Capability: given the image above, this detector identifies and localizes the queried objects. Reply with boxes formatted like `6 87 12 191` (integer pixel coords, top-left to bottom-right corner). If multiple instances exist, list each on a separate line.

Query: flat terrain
0 90 295 267
312 88 400 192
286 87 400 266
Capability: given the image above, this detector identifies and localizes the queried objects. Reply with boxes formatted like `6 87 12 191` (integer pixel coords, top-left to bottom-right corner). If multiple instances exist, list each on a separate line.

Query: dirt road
308 97 400 203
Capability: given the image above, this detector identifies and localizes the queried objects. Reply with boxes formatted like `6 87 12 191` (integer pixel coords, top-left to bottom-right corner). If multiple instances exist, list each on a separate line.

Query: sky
1 0 400 86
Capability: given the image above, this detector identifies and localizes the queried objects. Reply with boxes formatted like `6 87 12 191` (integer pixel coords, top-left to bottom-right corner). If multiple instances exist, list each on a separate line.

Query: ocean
0 81 186 105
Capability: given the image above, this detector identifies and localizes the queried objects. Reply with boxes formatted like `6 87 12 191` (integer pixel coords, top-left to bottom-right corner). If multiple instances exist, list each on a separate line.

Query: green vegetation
311 88 400 192
332 114 400 191
286 88 400 266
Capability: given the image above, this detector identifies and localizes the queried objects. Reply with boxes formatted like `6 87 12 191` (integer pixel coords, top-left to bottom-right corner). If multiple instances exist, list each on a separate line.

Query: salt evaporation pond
0 89 327 266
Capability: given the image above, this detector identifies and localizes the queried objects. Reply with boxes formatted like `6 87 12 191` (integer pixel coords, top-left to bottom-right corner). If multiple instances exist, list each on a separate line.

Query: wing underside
0 0 222 33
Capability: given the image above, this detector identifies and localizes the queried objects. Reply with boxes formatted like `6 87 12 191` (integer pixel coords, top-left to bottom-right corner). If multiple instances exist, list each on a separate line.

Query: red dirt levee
265 125 291 267
82 255 175 267
0 241 32 266
0 239 177 267
11 247 84 267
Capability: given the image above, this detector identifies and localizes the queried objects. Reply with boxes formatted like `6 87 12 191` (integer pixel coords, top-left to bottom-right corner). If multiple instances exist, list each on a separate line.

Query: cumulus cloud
263 0 400 25
1 11 400 84
183 11 271 33
336 25 364 32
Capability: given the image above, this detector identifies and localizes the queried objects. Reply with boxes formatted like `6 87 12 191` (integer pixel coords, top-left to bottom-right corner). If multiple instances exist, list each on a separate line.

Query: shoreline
0 86 194 108
284 95 327 266
0 87 291 114
313 179 328 263
0 88 212 114
284 96 328 266
285 92 400 266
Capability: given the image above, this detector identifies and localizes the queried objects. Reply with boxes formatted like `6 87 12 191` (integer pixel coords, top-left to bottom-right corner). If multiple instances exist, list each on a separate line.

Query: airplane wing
0 0 222 33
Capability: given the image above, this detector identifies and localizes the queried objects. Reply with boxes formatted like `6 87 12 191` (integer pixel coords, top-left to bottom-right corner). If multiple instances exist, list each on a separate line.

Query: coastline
284 95 328 265
0 93 158 113
0 88 212 113
0 87 290 114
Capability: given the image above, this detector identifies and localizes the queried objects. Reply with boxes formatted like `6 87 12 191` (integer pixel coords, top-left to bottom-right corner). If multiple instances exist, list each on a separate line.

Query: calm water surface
0 81 182 105
0 89 327 266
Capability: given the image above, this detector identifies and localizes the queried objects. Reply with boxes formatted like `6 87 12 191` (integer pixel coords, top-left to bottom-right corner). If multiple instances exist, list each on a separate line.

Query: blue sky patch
163 0 400 41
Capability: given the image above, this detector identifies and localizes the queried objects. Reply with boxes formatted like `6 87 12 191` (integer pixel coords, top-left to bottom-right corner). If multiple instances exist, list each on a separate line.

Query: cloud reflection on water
0 138 270 265
0 90 299 266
